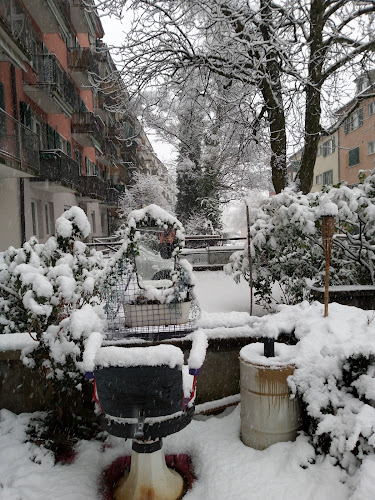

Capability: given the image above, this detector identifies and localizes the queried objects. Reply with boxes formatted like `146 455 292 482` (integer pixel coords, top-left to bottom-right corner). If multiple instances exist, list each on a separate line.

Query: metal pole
246 203 253 316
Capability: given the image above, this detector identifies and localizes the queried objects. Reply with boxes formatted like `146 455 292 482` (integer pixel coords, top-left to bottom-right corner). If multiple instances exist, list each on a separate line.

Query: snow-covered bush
119 171 173 221
0 207 106 449
225 173 375 309
103 204 195 306
256 302 375 475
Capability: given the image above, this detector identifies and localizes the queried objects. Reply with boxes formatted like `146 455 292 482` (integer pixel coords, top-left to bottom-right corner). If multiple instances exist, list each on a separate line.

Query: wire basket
102 208 200 341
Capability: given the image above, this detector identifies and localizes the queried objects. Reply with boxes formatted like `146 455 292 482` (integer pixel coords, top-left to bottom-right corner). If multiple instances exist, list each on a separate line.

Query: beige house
311 131 339 192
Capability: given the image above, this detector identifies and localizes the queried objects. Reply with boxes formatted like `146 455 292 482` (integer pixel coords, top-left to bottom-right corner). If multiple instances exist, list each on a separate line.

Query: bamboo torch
322 215 335 317
245 203 253 316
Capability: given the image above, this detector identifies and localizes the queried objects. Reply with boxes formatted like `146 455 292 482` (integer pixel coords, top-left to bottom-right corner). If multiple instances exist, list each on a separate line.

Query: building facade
0 0 171 250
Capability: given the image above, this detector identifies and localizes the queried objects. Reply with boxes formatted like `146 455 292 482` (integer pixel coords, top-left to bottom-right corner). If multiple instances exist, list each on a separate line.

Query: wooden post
245 203 253 316
322 215 335 317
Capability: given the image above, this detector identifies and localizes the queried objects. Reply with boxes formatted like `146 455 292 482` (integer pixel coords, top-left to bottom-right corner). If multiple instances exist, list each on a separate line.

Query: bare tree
96 0 375 193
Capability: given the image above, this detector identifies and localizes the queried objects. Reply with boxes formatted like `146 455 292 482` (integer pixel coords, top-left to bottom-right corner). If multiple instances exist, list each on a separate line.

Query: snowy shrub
0 207 106 450
225 173 375 309
258 302 375 475
119 171 173 221
103 204 195 306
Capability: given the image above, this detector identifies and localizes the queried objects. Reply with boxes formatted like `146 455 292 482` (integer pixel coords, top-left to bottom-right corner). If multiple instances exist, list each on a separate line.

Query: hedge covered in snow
225 172 375 309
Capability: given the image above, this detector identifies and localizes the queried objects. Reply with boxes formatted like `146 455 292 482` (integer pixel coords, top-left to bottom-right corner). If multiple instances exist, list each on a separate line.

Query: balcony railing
0 5 32 62
79 175 107 201
37 149 80 191
71 112 104 147
68 47 99 86
25 54 76 112
107 187 120 207
0 108 39 176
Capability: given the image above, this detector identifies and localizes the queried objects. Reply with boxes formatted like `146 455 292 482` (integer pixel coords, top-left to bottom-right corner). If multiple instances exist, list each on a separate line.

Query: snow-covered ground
0 406 349 500
194 270 267 316
1 271 374 499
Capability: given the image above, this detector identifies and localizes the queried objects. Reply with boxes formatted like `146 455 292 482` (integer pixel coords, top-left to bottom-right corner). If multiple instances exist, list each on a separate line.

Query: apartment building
337 73 375 187
292 72 375 193
310 131 339 192
0 0 171 250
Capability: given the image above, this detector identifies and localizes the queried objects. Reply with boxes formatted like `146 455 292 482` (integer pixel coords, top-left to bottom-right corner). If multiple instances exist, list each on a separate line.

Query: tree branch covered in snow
96 0 375 194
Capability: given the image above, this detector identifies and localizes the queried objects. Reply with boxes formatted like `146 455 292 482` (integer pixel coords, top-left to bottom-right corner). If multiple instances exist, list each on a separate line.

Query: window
45 203 54 235
20 101 31 128
85 157 99 176
316 174 323 185
91 211 96 233
322 137 335 157
368 141 375 155
344 109 363 134
349 147 360 167
31 200 39 237
322 170 333 186
368 101 375 117
75 149 82 175
357 76 369 94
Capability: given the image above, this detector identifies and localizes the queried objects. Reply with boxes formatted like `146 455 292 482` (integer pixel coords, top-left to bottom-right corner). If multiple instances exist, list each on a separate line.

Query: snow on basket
102 205 198 339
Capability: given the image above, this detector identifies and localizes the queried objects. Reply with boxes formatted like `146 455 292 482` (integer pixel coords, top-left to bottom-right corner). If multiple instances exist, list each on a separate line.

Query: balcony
71 112 104 148
0 6 31 69
106 186 120 207
97 138 118 166
32 150 80 192
0 109 39 178
23 54 76 116
69 0 104 38
68 47 100 87
21 0 71 37
79 174 107 201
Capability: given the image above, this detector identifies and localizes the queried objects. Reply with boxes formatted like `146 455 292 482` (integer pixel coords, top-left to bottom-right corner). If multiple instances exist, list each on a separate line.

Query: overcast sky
100 12 177 170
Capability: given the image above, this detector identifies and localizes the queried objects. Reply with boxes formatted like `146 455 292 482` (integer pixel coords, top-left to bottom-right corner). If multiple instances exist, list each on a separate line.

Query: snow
0 406 350 500
1 271 375 498
240 342 297 367
55 206 91 240
95 344 184 369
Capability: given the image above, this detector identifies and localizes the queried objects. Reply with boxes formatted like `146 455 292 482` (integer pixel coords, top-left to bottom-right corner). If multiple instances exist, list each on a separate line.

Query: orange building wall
0 63 13 115
43 33 68 70
339 100 375 186
47 115 72 142
80 89 94 112
77 33 90 48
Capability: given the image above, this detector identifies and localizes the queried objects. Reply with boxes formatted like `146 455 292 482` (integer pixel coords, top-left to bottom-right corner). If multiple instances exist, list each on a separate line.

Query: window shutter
54 131 61 150
46 124 54 149
67 141 71 157
322 143 327 157
332 136 335 152
344 119 349 134
349 147 360 167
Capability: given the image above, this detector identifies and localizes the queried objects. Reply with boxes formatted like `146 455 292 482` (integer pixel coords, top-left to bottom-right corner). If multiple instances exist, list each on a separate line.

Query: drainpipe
337 130 341 184
10 65 26 244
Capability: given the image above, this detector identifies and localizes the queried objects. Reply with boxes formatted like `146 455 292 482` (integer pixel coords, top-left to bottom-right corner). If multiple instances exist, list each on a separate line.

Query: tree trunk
298 0 325 194
259 0 288 194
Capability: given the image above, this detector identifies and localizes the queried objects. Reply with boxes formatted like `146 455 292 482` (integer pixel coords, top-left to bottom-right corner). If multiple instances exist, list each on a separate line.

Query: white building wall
0 177 22 251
